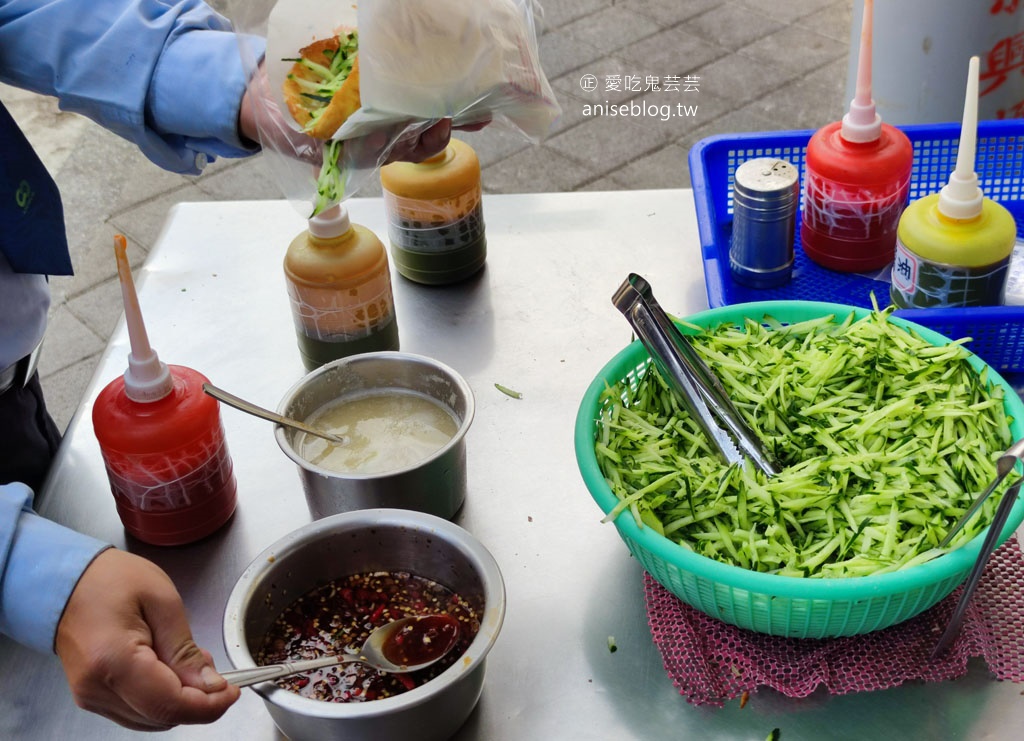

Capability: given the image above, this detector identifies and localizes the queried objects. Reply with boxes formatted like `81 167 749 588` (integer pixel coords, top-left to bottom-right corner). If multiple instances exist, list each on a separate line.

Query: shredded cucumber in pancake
595 304 1016 578
282 32 357 216
285 31 359 131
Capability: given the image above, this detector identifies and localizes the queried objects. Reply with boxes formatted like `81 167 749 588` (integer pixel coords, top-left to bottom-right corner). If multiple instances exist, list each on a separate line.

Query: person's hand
239 62 451 167
239 61 324 166
239 62 491 168
54 549 240 731
379 118 453 164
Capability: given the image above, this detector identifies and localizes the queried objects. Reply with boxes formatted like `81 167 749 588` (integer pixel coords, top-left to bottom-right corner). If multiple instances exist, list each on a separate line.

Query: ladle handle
202 383 346 445
222 655 357 688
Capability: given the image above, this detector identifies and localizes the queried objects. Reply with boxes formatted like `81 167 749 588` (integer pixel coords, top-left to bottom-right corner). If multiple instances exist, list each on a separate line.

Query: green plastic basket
574 301 1024 638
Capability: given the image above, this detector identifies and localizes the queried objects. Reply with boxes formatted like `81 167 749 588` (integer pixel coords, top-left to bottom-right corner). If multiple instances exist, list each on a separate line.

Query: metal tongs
937 438 1024 548
612 274 779 477
931 439 1024 659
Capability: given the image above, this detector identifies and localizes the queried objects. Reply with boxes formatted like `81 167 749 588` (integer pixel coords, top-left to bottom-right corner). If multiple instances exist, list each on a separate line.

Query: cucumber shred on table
594 304 1016 578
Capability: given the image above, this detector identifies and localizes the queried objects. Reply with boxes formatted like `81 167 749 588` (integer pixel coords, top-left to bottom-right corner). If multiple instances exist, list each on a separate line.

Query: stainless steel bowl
275 352 475 520
222 508 505 741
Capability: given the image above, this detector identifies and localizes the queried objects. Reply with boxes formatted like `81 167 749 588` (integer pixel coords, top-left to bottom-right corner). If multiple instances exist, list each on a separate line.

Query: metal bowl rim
222 508 506 718
273 351 476 479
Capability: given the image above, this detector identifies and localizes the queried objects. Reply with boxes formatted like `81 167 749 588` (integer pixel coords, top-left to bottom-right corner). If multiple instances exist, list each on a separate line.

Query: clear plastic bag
227 0 560 216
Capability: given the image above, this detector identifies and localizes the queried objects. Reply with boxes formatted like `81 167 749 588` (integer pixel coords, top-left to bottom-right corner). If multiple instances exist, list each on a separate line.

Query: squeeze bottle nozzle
938 56 985 221
114 234 173 402
284 204 399 371
841 0 882 143
308 204 351 239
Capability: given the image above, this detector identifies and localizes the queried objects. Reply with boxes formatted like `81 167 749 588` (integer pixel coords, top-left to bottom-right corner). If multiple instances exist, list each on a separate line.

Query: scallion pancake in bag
282 30 361 140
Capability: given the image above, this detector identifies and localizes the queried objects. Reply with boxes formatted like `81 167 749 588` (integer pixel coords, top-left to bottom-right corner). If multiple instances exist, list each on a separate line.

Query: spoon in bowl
221 614 461 688
202 382 347 446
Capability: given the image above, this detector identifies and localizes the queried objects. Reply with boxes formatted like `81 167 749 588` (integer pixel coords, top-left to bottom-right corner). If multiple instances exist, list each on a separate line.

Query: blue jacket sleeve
0 483 109 655
0 0 266 174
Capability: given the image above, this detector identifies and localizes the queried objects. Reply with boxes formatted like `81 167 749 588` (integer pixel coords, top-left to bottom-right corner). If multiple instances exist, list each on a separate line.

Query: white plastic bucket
847 0 1024 124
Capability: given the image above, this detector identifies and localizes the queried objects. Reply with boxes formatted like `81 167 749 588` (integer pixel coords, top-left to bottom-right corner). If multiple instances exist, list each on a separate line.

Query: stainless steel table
1 192 1020 739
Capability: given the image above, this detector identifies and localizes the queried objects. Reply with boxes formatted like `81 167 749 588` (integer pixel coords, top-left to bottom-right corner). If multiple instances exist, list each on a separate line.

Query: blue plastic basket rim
687 119 1024 372
575 300 1024 601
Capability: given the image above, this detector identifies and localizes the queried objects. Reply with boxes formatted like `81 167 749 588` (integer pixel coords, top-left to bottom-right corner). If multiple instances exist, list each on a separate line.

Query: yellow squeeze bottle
283 205 399 371
379 138 486 285
890 56 1016 308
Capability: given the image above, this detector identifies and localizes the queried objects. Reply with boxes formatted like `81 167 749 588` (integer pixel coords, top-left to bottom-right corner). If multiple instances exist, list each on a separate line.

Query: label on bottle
891 237 1011 308
891 240 919 295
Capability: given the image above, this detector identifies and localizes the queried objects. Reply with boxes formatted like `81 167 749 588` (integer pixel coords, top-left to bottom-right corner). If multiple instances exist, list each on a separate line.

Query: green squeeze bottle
890 56 1016 308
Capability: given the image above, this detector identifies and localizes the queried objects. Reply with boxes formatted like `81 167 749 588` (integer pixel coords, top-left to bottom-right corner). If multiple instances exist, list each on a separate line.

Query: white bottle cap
124 348 174 403
114 236 174 403
840 0 882 144
938 56 985 221
308 204 351 239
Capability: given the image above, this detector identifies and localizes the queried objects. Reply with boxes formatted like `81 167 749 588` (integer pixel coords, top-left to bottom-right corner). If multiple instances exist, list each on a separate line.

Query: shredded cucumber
287 32 358 216
495 383 523 399
595 305 1016 578
287 32 359 131
313 140 344 216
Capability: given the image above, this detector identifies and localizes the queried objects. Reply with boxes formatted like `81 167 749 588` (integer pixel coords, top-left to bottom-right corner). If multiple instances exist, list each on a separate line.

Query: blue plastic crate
689 119 1024 376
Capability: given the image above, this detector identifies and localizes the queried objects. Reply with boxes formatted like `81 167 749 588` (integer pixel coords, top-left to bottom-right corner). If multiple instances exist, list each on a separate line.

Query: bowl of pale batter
276 351 475 520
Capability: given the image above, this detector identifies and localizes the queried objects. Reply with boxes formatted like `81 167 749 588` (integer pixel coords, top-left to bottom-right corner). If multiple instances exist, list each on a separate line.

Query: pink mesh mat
644 540 1024 707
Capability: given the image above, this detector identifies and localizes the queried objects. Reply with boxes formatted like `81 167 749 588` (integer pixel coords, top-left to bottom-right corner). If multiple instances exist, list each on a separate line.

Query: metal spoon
202 382 347 446
221 614 461 687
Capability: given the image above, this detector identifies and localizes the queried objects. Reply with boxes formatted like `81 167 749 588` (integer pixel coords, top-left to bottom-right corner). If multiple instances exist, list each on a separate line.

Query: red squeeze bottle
92 236 237 546
800 0 913 272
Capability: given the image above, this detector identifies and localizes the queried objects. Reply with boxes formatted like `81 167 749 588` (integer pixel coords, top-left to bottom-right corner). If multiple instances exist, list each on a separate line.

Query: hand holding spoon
221 614 461 687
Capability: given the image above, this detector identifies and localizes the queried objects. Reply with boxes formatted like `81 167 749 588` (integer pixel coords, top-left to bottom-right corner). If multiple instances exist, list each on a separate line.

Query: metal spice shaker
729 157 799 289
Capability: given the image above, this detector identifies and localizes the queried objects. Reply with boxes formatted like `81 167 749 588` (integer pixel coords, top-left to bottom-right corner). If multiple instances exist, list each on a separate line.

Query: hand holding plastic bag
230 0 559 216
238 61 463 201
